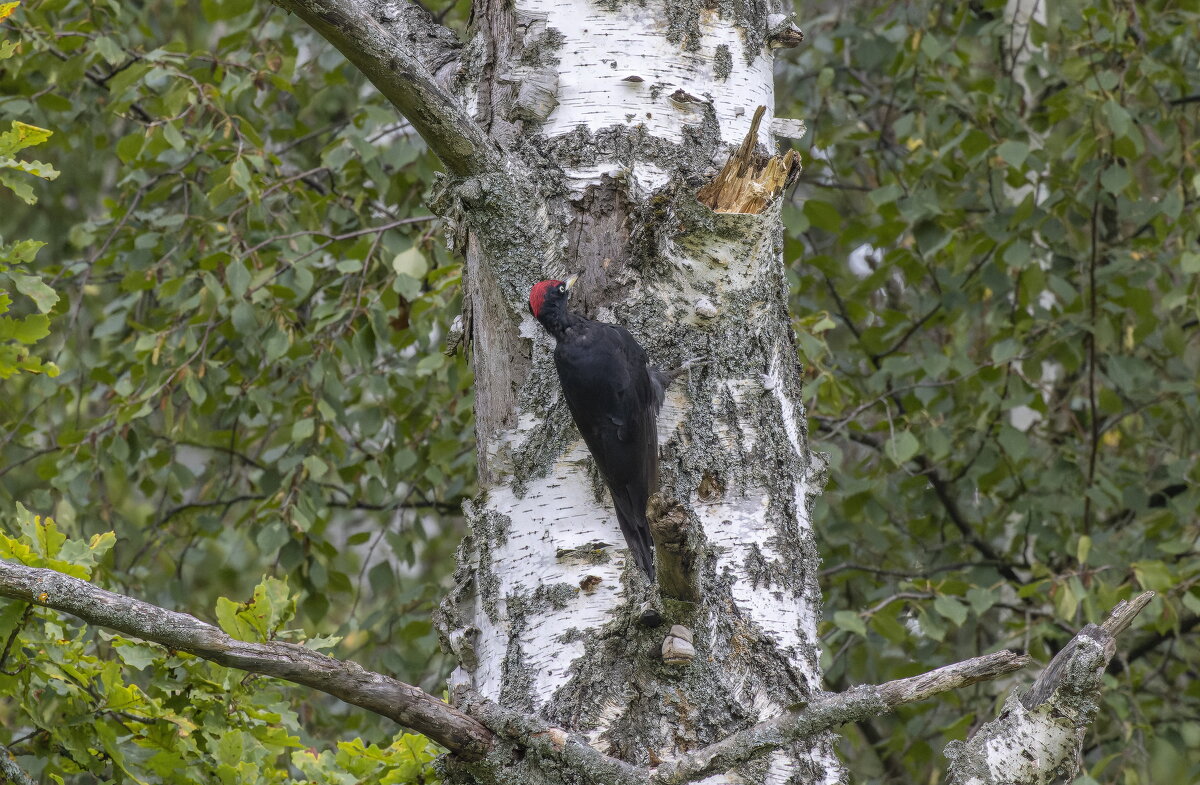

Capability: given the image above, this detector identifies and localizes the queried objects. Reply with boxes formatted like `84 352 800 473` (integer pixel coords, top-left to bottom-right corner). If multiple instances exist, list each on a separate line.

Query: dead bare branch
945 591 1156 785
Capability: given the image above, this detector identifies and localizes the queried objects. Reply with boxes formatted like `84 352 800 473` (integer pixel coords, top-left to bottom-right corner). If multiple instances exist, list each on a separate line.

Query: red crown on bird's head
529 277 575 319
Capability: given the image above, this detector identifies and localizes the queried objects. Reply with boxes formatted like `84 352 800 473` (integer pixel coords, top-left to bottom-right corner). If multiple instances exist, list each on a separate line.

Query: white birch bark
434 2 841 783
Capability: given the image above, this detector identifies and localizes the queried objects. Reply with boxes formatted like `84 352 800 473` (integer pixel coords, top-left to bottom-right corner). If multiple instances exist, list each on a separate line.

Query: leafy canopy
781 0 1200 779
1 0 470 780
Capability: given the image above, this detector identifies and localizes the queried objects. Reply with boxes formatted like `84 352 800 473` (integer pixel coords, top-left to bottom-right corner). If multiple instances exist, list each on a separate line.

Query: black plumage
529 278 666 581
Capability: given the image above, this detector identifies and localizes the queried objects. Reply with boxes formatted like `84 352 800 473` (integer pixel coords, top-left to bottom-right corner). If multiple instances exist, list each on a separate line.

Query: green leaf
252 575 296 634
869 184 902 207
996 140 1029 168
215 597 260 642
16 504 66 558
162 122 186 151
391 247 427 279
803 200 842 232
997 425 1028 461
0 313 50 343
934 595 968 627
1101 100 1132 139
183 373 206 405
1131 560 1173 592
0 171 36 204
93 36 126 66
231 301 257 334
917 609 946 641
292 417 315 441
0 120 53 157
416 353 445 375
1054 580 1079 619
885 430 919 465
111 638 159 670
966 587 996 615
1100 164 1131 195
990 338 1021 364
115 132 144 164
833 609 867 636
226 259 251 298
11 273 58 313
302 454 328 479
869 610 909 644
1076 535 1092 565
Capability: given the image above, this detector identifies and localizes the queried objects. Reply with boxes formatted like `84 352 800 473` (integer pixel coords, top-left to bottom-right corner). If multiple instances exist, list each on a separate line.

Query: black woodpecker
529 277 666 581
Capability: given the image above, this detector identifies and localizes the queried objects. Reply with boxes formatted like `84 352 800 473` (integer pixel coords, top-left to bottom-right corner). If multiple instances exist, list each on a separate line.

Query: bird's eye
558 284 567 293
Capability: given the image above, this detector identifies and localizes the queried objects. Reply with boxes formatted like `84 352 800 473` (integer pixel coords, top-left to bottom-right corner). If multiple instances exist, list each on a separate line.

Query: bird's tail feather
611 488 656 582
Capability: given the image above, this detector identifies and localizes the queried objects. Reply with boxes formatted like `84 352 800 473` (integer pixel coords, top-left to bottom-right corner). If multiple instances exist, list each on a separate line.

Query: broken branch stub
696 106 801 215
945 591 1156 785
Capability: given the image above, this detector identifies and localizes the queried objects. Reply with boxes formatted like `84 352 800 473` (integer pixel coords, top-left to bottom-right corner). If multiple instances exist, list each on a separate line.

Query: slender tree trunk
433 2 838 782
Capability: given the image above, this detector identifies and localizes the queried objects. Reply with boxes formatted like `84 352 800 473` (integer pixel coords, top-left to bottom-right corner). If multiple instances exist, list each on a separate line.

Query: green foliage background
1 0 469 780
0 0 1196 782
781 0 1200 781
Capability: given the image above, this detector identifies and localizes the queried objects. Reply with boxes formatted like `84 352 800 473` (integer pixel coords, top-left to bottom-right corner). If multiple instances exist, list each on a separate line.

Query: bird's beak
565 274 579 291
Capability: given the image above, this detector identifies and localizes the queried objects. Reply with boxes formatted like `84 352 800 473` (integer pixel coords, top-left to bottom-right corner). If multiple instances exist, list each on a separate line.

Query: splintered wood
697 106 801 214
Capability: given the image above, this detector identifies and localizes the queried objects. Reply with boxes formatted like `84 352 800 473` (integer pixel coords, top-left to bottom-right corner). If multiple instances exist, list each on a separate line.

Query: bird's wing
607 325 661 495
554 321 660 579
556 323 660 495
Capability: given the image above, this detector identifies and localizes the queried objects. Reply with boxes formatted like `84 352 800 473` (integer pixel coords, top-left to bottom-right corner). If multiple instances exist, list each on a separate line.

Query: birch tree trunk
429 4 839 783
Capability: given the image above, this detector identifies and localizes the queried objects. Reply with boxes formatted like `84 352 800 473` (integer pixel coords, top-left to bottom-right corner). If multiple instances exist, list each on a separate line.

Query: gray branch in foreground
271 0 501 179
454 687 647 785
651 650 1032 785
945 591 1155 785
0 742 36 785
0 560 494 761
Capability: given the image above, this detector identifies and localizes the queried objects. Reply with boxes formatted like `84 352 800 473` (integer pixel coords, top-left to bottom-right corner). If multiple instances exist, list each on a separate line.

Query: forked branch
946 592 1155 785
1 557 1147 785
651 650 1031 784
